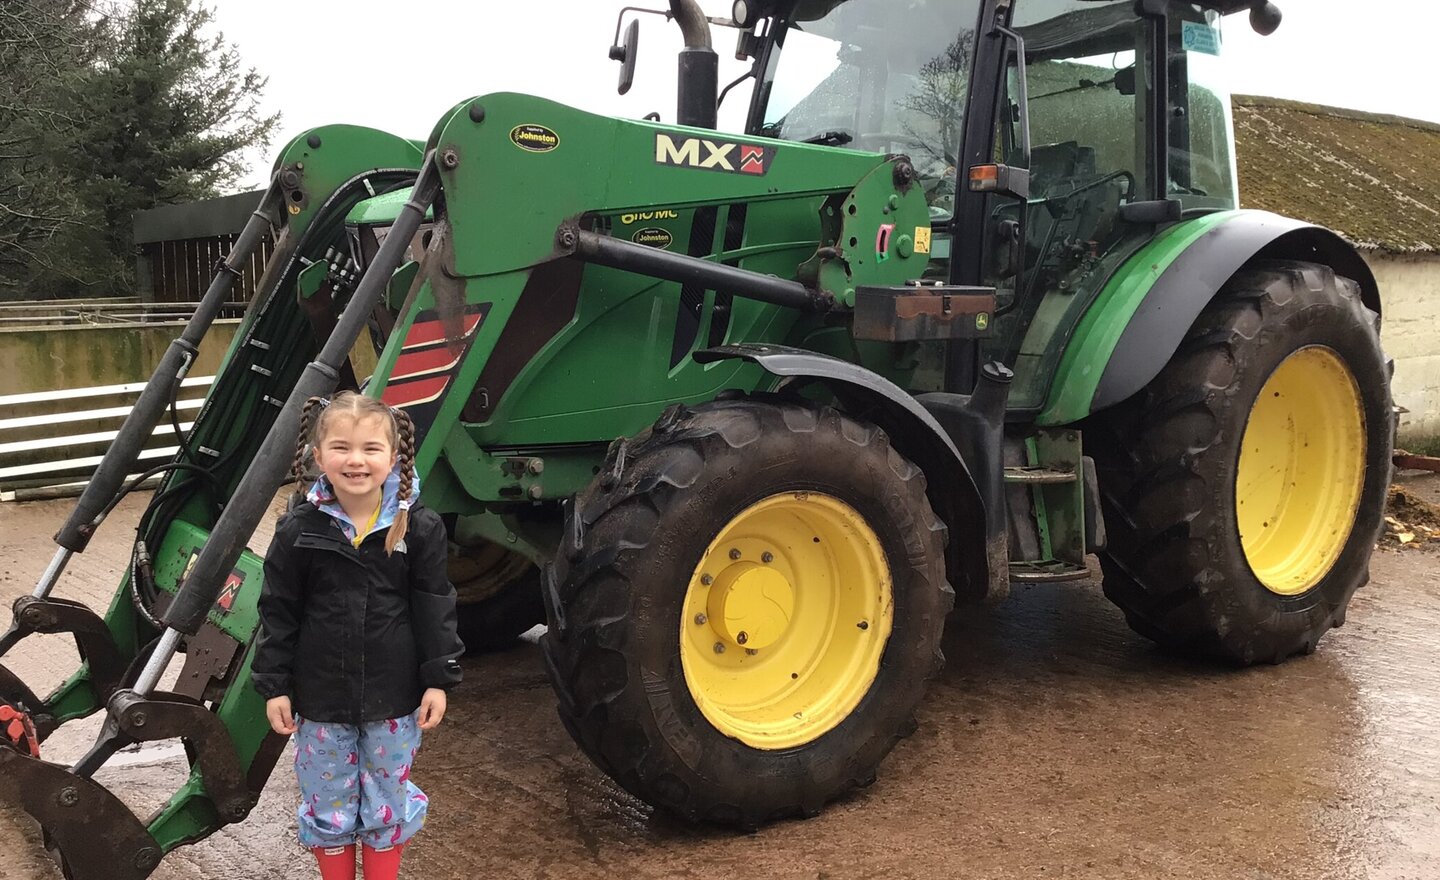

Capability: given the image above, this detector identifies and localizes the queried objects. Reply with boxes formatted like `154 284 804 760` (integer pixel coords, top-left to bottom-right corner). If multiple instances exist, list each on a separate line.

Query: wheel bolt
713 642 726 654
746 648 758 656
729 549 741 560
761 551 773 563
701 574 713 586
694 613 707 625
737 631 749 645
134 847 160 871
857 620 869 630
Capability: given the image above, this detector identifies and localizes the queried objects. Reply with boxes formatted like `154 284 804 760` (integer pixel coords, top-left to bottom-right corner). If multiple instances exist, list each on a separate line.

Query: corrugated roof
1234 95 1440 253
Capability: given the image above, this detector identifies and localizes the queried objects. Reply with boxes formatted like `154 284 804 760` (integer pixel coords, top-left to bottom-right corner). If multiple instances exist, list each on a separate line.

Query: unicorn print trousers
293 712 427 849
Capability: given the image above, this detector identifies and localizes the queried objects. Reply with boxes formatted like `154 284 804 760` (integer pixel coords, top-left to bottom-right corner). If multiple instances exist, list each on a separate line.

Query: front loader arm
0 128 430 880
364 94 934 510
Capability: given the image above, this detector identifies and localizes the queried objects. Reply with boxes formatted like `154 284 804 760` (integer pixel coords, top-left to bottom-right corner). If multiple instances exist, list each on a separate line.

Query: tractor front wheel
541 398 952 826
1090 260 1392 664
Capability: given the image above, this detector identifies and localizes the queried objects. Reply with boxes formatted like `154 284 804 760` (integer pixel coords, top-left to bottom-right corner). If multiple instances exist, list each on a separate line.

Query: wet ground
1 475 1438 880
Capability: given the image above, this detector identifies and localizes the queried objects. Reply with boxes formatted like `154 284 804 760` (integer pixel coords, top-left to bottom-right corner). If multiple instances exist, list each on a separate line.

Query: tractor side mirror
735 27 761 60
732 0 763 59
1114 66 1136 96
610 19 640 95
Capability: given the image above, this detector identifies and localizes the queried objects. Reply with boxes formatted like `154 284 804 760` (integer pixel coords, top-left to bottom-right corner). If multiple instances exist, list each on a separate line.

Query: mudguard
1039 209 1380 425
694 343 989 601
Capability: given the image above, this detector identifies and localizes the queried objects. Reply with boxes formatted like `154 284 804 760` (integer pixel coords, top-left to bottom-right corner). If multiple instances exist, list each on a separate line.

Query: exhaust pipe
669 0 717 128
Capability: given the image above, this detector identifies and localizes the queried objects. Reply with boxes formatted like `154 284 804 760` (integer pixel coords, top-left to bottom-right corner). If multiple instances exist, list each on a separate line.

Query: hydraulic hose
156 156 442 644
51 184 281 555
119 168 421 627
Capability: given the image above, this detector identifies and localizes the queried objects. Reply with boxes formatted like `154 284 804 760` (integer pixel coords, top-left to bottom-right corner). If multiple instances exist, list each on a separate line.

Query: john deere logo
632 227 673 249
975 312 990 331
510 124 559 153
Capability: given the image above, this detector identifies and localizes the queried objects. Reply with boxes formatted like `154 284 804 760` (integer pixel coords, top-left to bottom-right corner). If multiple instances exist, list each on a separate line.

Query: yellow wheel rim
1236 346 1366 596
679 492 893 750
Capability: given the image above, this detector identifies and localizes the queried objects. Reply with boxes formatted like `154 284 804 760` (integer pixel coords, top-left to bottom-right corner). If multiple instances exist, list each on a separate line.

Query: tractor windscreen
1012 0 1238 209
758 0 985 220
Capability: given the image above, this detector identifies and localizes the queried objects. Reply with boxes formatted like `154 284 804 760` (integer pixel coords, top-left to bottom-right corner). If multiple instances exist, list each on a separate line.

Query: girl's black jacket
252 501 464 724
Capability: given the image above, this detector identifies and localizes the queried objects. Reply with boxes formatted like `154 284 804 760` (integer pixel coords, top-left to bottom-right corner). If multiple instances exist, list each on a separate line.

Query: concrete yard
1 476 1438 880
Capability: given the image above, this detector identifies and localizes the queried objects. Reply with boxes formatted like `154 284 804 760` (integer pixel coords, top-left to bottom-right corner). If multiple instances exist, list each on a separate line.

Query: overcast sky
209 0 1440 190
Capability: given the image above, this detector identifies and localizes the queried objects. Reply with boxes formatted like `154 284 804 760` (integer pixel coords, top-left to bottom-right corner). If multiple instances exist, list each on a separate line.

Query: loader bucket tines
0 748 161 880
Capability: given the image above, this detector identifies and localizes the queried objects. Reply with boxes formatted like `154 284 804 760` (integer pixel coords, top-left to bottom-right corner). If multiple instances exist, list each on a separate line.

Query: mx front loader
0 0 1391 875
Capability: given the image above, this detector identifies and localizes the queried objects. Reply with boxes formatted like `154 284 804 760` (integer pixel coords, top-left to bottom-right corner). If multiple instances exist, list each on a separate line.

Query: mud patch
1380 484 1440 550
5 490 1440 879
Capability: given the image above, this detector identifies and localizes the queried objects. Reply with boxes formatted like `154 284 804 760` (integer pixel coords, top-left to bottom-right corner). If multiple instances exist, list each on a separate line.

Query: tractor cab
736 0 1253 403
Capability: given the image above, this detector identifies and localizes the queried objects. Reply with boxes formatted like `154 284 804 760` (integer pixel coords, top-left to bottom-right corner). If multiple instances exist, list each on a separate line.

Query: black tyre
541 398 952 827
449 541 544 652
1089 260 1392 664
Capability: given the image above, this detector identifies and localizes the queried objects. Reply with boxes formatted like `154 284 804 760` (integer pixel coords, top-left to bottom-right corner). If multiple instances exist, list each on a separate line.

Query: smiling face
312 413 397 512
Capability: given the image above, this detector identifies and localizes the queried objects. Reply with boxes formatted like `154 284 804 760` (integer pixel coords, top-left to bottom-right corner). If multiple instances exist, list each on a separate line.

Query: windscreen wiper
800 130 854 146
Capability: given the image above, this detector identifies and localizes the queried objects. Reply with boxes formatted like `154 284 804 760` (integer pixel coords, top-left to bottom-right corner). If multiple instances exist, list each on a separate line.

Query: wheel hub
707 562 794 650
680 492 892 750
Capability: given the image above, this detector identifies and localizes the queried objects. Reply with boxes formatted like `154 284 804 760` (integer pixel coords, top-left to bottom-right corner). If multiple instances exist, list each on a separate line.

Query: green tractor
0 0 1391 874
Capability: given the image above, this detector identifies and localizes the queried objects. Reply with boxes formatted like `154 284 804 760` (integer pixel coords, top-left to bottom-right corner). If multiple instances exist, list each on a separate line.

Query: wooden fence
133 189 274 303
0 376 214 500
139 234 276 304
0 300 248 328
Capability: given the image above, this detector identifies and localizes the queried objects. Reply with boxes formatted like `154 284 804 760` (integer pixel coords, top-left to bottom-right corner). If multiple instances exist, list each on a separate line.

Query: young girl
253 392 464 880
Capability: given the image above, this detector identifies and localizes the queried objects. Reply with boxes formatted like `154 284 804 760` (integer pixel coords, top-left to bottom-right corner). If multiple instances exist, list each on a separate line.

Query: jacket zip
348 518 370 718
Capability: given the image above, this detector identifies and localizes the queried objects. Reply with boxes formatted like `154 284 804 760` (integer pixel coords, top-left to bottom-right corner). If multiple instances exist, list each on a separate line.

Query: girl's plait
386 404 417 554
290 395 330 486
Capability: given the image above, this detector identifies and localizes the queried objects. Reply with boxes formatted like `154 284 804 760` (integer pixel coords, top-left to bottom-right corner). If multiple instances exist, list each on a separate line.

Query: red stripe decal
403 313 483 349
391 346 461 380
381 375 449 408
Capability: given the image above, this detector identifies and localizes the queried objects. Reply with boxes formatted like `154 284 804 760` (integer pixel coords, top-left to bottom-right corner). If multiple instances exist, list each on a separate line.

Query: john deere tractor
0 0 1391 874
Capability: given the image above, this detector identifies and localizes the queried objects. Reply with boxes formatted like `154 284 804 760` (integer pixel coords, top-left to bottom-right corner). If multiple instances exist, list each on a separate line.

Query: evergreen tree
0 1 98 294
1 0 278 299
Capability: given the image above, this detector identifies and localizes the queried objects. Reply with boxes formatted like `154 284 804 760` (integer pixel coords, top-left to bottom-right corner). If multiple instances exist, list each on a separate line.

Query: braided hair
386 405 417 555
290 396 331 486
292 391 416 556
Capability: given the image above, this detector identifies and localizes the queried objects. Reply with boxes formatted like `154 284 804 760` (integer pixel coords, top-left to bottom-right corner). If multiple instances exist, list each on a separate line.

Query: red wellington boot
310 844 356 880
360 842 406 880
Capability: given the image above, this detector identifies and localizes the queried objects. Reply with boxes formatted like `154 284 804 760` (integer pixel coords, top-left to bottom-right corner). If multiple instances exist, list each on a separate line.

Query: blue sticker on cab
1182 20 1221 56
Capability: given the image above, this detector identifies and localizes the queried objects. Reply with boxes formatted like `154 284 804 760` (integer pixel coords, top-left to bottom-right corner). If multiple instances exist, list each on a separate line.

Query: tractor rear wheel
541 398 952 827
449 541 544 652
1090 260 1392 664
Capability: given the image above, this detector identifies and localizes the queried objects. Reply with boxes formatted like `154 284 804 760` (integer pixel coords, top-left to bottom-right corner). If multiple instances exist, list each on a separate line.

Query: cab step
1003 466 1077 484
1009 560 1090 583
